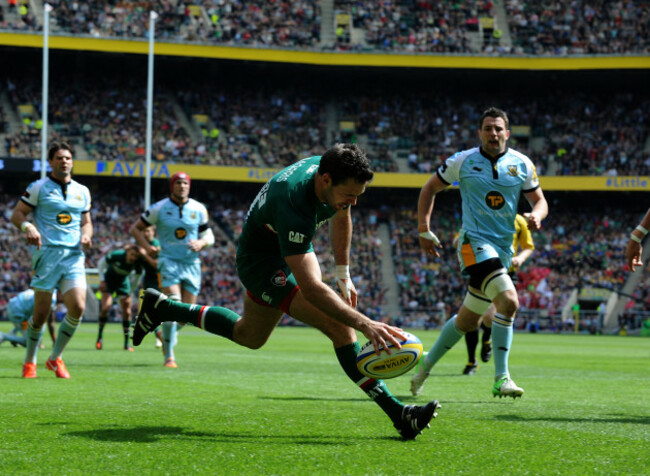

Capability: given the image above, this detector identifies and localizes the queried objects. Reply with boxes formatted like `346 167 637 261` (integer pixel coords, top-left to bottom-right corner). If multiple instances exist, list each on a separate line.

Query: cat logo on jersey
174 227 187 239
485 191 505 210
507 165 518 177
270 270 287 287
56 212 72 225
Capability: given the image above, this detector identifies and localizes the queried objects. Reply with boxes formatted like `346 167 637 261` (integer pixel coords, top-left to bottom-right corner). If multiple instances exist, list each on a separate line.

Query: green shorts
103 273 131 297
236 251 299 314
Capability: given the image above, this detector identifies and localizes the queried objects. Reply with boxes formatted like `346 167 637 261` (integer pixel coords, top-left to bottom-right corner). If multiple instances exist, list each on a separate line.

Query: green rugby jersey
238 157 338 258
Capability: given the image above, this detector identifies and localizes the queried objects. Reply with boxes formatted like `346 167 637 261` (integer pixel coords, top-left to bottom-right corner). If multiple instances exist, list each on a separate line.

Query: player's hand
336 277 358 308
361 321 406 356
186 239 203 252
511 256 522 268
147 245 160 257
418 230 442 257
24 224 42 250
626 241 643 271
81 234 92 250
524 212 543 231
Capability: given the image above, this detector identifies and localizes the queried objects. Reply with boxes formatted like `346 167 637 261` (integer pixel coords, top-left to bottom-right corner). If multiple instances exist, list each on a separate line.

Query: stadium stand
506 0 650 55
3 69 648 176
2 0 647 56
0 2 648 332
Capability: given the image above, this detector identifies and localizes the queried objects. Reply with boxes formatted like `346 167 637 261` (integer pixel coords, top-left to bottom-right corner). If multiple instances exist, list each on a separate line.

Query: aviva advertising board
1 158 649 191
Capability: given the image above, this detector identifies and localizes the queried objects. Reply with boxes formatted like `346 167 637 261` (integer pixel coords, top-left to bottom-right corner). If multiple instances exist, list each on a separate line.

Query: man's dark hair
47 140 73 161
479 107 509 130
319 143 374 186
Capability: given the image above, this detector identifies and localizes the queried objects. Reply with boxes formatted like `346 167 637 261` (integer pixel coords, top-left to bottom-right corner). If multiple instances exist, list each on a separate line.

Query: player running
130 172 214 368
10 140 93 379
411 108 548 399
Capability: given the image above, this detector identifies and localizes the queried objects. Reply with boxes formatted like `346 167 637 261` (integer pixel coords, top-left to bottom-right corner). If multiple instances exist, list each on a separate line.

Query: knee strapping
463 290 491 315
482 270 515 301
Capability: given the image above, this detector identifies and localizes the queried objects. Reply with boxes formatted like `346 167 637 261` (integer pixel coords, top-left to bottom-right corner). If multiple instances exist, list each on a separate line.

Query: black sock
465 329 479 364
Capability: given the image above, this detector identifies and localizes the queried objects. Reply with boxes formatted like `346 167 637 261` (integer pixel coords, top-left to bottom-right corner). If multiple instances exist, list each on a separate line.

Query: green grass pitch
0 323 648 475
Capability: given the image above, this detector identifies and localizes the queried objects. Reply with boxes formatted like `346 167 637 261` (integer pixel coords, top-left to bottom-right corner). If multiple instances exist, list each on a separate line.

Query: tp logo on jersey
271 270 287 287
175 228 187 239
485 191 505 209
57 211 72 225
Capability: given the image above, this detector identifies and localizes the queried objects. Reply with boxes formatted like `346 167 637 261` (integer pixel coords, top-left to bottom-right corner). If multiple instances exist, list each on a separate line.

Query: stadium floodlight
145 11 158 209
41 3 53 179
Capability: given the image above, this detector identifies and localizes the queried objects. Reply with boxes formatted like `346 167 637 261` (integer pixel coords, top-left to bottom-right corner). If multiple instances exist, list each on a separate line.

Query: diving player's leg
289 291 439 440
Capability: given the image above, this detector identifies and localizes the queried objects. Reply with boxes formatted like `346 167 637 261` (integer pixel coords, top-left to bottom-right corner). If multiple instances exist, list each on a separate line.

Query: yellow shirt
513 213 534 253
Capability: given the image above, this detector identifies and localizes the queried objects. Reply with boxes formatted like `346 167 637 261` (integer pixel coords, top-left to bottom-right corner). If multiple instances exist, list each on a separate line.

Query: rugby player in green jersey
96 244 151 351
132 144 440 440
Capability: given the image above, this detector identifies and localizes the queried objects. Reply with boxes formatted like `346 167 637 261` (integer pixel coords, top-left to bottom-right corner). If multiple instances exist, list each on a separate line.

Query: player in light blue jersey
130 172 215 368
10 140 93 379
0 290 57 347
411 107 548 399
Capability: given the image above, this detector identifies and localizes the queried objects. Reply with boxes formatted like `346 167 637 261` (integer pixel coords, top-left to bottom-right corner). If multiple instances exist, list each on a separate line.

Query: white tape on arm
336 265 352 300
199 228 215 247
418 230 441 246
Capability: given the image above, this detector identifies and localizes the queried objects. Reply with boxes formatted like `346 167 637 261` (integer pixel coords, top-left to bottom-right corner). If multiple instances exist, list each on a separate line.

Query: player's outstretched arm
286 252 404 353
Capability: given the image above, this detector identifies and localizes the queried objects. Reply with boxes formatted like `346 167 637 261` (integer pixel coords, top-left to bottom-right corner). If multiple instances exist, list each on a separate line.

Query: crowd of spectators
333 0 478 53
5 75 195 163
3 73 648 176
41 0 321 49
175 84 327 168
506 0 650 55
1 182 648 333
0 102 7 134
3 1 648 56
530 91 650 177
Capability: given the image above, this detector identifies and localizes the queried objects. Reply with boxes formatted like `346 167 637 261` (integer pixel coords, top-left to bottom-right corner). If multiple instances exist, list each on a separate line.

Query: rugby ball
356 332 424 379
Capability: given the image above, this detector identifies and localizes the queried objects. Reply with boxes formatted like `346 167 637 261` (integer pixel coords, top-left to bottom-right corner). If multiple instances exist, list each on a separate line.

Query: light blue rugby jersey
21 176 92 247
8 289 57 318
438 147 539 249
141 197 209 263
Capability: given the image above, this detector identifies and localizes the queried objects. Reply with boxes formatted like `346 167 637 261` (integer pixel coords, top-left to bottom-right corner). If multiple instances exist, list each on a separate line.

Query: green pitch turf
0 323 647 475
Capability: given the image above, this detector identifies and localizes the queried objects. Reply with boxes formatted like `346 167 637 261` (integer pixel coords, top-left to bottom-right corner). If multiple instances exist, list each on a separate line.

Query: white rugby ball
356 332 424 379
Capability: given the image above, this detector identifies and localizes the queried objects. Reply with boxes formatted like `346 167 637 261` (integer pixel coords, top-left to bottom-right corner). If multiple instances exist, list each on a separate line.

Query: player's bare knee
238 335 268 350
456 309 482 333
494 292 519 317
